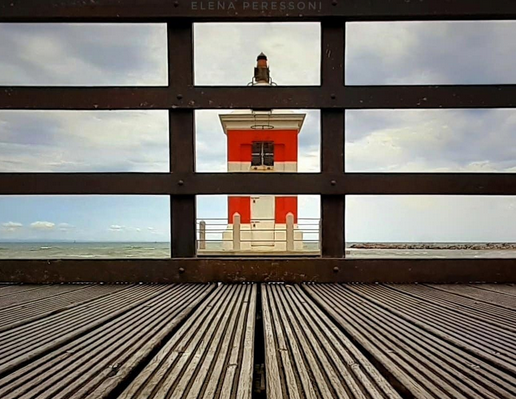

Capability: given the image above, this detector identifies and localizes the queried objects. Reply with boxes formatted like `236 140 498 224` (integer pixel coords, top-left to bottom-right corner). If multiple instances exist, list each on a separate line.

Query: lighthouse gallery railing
0 1 515 283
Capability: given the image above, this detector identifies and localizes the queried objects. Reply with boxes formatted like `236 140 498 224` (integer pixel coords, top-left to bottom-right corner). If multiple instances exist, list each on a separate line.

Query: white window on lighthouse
251 141 274 168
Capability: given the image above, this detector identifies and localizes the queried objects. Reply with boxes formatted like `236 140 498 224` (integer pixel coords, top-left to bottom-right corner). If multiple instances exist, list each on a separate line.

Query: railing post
199 221 206 250
319 219 322 252
286 213 295 252
233 213 241 251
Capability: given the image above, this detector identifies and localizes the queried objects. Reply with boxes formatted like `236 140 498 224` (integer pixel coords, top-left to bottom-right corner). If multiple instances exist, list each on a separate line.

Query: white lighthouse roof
219 110 306 134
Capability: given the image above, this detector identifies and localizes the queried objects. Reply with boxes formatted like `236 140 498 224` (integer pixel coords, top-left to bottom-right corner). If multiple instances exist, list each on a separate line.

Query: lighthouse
221 54 305 252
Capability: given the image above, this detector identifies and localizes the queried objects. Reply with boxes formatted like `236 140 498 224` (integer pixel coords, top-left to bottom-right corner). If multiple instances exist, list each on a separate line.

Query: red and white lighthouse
221 54 305 251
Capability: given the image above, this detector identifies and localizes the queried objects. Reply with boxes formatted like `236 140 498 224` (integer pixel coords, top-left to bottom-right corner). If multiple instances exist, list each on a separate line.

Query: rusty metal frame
1 0 516 283
2 1 516 21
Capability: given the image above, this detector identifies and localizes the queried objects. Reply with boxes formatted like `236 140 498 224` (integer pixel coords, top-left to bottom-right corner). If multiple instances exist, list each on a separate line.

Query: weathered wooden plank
0 284 92 309
0 284 169 376
0 284 131 332
119 284 256 399
0 284 212 399
387 284 516 333
428 284 516 310
347 284 516 372
305 284 516 398
262 284 401 398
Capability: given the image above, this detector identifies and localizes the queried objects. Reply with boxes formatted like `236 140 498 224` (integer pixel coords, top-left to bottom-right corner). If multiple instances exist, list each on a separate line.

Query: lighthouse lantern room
221 54 305 252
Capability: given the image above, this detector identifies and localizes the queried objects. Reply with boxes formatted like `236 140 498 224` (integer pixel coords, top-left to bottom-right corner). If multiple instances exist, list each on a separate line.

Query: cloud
108 225 142 233
0 110 169 173
0 24 167 86
30 221 55 230
346 195 516 242
58 223 74 232
346 109 516 172
346 21 516 85
2 222 23 232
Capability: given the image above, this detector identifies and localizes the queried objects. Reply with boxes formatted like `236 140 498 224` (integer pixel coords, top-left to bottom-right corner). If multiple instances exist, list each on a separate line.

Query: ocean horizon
1 241 516 259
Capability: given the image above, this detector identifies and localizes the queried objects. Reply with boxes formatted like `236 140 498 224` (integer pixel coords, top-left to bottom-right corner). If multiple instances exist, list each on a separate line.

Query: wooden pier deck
0 283 514 399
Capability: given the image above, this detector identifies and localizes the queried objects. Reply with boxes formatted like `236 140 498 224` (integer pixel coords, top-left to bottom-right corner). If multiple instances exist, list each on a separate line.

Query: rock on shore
349 243 516 250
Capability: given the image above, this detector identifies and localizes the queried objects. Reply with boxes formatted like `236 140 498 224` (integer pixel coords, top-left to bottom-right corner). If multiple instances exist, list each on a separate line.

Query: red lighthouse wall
227 130 298 162
275 197 298 223
227 128 299 224
228 197 251 224
228 196 298 223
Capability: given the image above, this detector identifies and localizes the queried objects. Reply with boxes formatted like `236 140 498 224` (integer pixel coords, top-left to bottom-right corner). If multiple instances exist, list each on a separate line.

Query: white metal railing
196 216 320 253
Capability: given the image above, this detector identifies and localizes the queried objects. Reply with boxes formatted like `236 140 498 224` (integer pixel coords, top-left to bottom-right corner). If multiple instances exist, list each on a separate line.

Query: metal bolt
331 180 337 186
177 94 183 100
333 266 339 273
174 1 179 7
331 93 336 99
179 267 185 274
178 180 184 186
332 0 337 5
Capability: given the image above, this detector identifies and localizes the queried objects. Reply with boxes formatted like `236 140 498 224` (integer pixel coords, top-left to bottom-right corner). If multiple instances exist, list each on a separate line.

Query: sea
1 242 516 259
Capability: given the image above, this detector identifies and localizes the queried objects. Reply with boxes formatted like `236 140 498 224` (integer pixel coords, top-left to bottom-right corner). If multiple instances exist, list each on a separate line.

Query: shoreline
349 243 516 250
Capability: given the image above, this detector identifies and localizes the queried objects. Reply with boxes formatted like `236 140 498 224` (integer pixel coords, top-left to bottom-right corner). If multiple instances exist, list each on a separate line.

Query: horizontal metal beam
343 173 516 195
1 0 516 21
2 86 516 110
1 173 516 196
0 87 170 110
0 173 173 195
0 258 514 283
345 85 516 109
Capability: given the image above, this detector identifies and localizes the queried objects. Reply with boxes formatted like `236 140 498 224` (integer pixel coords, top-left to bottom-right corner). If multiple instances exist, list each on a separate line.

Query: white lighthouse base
222 223 304 252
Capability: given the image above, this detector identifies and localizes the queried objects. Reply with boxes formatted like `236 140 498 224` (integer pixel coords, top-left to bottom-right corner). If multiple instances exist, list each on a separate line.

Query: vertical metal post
286 212 294 252
233 213 241 251
321 21 345 258
199 221 206 250
169 22 196 257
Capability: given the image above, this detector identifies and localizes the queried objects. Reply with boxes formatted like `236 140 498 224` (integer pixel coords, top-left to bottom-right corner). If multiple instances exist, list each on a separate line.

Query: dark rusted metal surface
169 108 197 257
305 283 516 398
3 86 516 110
2 0 516 21
0 258 515 283
320 23 345 258
3 172 516 195
262 284 401 398
169 23 197 258
0 173 173 194
0 284 213 398
120 284 256 399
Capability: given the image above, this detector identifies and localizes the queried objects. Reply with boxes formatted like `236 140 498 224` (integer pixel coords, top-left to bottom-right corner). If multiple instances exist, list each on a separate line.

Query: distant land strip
349 243 516 250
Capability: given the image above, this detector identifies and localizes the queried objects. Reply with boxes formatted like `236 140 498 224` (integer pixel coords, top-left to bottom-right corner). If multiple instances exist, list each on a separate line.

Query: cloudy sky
1 21 516 242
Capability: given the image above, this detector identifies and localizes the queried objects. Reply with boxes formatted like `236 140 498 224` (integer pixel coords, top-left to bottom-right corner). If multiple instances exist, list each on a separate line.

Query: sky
1 21 516 242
